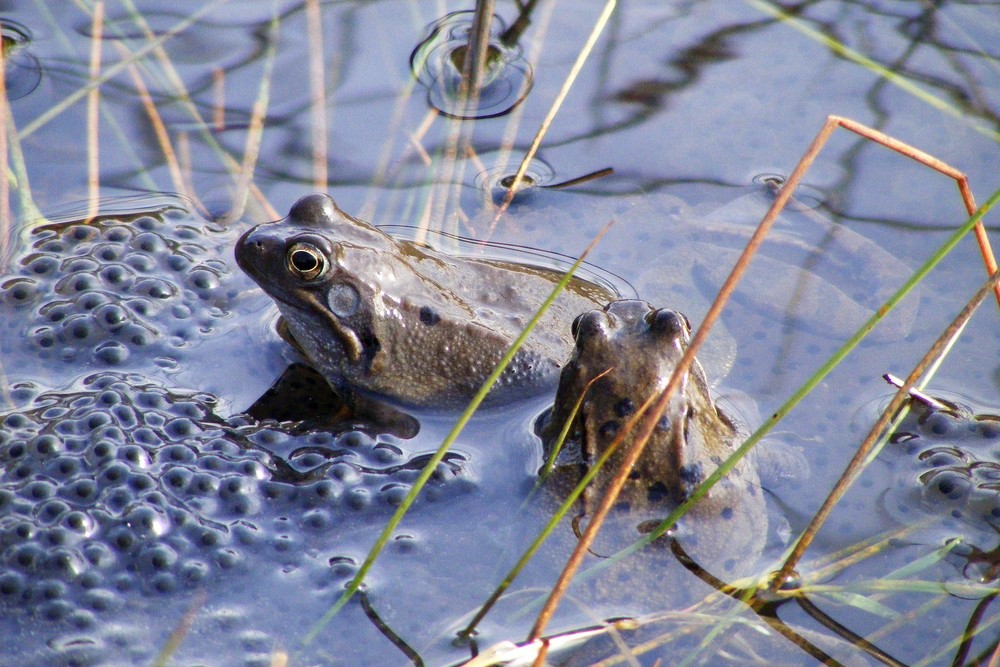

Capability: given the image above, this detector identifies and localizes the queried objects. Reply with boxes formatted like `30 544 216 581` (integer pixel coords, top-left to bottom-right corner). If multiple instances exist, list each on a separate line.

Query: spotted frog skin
543 299 767 569
235 194 617 410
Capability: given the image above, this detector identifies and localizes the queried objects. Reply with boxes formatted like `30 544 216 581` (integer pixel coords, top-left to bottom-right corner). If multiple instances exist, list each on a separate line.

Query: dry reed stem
115 43 189 201
224 17 276 223
831 117 998 306
764 114 999 587
305 0 328 190
0 23 10 409
461 0 495 98
774 268 1000 591
526 98 822 655
114 0 277 220
85 2 104 222
212 67 225 131
490 0 616 232
177 131 198 206
0 23 11 269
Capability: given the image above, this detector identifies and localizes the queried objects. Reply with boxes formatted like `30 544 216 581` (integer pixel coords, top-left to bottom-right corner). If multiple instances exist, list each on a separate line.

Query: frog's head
552 299 730 502
235 193 398 374
566 300 695 442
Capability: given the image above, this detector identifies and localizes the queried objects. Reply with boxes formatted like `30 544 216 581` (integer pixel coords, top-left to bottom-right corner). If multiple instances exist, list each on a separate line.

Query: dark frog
235 194 617 413
542 299 775 574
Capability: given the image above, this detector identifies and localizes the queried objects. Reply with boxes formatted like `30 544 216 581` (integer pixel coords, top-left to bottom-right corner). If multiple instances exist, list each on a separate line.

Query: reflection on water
0 0 998 664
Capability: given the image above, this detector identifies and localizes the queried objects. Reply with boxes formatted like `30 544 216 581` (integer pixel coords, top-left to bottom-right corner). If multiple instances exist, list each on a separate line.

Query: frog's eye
570 312 586 339
287 242 328 281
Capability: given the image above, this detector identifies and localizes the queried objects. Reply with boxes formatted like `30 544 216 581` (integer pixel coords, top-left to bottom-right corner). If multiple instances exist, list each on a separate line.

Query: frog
234 193 618 416
527 300 873 666
540 299 771 574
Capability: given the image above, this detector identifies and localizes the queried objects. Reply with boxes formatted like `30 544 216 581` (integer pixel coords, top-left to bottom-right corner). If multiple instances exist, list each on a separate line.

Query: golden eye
286 243 327 281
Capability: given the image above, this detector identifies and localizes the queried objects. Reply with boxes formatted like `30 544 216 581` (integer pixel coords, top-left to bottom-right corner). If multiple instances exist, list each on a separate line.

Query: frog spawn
0 204 238 370
884 400 1000 580
0 373 473 666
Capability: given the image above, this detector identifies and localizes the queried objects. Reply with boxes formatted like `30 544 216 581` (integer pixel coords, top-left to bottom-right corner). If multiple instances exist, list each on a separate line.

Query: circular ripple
410 10 532 119
0 22 42 100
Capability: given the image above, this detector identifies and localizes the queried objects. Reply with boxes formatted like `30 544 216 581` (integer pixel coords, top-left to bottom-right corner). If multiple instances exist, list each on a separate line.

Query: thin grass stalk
115 43 189 201
865 596 947 644
302 222 615 646
3 101 41 226
526 104 841 650
0 22 11 271
490 0 616 229
806 578 993 597
536 368 612 480
225 11 277 223
773 229 1000 589
151 590 206 667
85 2 104 222
805 523 927 584
305 0 328 190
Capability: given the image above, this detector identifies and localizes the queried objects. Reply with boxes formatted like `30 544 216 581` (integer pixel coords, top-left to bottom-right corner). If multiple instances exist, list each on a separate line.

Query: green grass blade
745 0 1000 144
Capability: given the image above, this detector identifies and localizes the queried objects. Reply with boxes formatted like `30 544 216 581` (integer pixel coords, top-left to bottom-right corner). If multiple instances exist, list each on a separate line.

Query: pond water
1 1 999 665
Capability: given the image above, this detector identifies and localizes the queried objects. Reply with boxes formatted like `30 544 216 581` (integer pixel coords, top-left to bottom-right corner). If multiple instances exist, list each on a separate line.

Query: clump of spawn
886 399 1000 579
0 373 472 666
0 201 239 370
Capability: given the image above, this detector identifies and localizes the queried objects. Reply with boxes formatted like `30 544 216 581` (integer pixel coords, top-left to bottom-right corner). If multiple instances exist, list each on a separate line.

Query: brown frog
542 299 770 575
235 193 617 414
